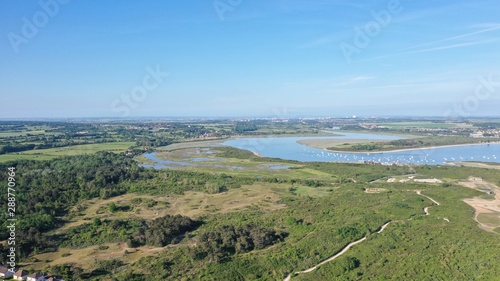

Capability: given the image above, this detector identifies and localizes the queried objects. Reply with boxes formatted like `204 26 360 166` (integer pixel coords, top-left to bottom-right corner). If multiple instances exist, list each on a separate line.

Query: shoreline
319 141 500 154
252 151 262 157
158 134 500 157
325 129 418 138
156 132 342 151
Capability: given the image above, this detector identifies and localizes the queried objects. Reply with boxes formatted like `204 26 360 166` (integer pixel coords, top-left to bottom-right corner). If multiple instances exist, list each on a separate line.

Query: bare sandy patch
461 179 500 233
57 194 171 233
414 178 442 183
57 183 288 235
29 242 166 270
166 186 286 218
364 188 387 193
457 162 500 170
41 183 289 270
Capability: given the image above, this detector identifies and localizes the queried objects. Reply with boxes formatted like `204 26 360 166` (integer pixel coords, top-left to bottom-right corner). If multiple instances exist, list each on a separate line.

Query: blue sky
1 0 499 118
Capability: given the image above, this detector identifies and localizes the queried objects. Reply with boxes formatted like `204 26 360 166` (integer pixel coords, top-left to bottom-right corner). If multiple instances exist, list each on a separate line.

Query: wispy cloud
354 24 500 63
338 76 375 86
282 75 376 94
298 36 337 49
276 0 371 13
472 22 500 29
404 39 498 54
406 25 500 50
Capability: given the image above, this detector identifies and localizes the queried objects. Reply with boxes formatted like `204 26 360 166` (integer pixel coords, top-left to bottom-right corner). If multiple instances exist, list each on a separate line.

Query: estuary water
222 132 500 165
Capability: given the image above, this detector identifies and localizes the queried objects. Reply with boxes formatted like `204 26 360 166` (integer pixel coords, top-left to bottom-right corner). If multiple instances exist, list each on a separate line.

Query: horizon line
1 115 500 122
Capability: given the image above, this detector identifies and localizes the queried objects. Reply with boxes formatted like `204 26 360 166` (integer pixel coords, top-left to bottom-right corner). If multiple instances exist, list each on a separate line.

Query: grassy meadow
0 142 134 162
1 119 500 280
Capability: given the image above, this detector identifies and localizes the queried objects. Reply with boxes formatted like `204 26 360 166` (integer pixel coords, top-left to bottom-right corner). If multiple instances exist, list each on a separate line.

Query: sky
1 0 500 118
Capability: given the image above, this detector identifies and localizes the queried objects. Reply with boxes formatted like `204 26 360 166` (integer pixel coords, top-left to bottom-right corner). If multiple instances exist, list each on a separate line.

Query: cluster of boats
301 147 498 165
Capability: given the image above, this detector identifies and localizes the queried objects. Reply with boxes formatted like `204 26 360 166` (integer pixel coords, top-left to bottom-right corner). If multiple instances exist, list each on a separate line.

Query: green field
2 141 500 280
378 122 457 129
0 130 52 137
1 119 500 280
0 142 134 162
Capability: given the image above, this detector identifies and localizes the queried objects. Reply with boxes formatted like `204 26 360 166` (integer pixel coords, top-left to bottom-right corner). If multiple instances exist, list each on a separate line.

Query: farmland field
0 142 134 162
1 119 500 280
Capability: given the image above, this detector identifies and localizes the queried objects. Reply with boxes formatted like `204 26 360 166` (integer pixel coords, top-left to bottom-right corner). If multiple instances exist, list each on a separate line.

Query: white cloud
298 36 337 49
338 76 375 86
404 39 499 54
406 25 500 50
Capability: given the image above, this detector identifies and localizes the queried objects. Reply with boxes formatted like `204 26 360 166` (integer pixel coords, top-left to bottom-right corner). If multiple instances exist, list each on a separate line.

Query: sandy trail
415 190 446 220
284 191 443 280
284 222 391 281
416 190 440 206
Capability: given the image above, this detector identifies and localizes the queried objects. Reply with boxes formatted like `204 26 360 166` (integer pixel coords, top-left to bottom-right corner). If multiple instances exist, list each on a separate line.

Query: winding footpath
416 190 449 222
416 190 440 215
284 191 441 281
284 222 392 281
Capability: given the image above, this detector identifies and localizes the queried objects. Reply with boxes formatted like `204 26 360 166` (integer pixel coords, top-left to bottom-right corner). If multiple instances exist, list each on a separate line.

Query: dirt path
284 222 391 281
416 190 440 207
415 190 441 217
284 191 443 280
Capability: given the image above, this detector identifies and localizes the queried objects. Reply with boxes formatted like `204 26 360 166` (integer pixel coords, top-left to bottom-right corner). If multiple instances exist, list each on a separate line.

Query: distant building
26 273 45 281
0 266 14 278
14 270 29 280
45 275 65 281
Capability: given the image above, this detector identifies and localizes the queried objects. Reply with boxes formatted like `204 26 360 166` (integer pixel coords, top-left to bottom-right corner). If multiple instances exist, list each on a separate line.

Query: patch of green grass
0 142 135 162
0 154 55 162
0 130 48 137
477 213 500 227
378 122 456 129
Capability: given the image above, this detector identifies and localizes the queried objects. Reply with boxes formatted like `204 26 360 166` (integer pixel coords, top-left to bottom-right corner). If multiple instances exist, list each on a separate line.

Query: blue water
258 164 292 170
141 152 244 170
222 133 500 165
140 152 194 169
